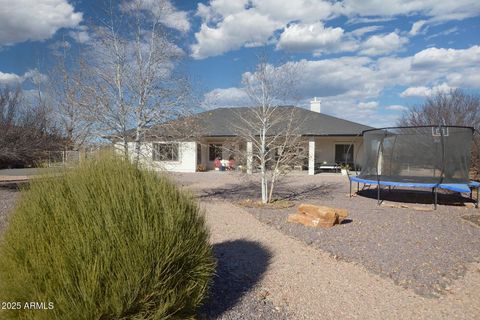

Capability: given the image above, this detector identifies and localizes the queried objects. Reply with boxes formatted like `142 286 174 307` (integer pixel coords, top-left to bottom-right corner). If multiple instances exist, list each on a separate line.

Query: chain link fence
42 147 112 168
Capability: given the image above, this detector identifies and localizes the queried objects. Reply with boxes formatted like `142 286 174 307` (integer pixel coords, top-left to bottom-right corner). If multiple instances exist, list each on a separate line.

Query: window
335 144 354 164
209 144 223 161
152 143 179 161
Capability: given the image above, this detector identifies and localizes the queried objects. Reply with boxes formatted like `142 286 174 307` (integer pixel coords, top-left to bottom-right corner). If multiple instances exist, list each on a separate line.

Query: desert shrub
0 155 215 319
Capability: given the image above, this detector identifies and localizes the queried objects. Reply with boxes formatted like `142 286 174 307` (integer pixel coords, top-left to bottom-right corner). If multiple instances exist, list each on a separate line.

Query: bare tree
0 86 65 167
48 42 93 150
77 0 190 163
235 54 305 204
398 89 480 177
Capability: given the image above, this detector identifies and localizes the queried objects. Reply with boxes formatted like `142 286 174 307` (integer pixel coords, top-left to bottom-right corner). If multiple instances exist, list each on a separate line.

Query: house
115 98 373 175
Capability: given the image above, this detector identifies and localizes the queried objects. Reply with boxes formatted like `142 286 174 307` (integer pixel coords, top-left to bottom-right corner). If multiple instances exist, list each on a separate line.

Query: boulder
298 203 349 224
287 213 320 228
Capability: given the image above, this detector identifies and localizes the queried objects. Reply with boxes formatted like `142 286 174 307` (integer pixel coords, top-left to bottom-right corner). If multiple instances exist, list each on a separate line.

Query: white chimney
310 97 321 113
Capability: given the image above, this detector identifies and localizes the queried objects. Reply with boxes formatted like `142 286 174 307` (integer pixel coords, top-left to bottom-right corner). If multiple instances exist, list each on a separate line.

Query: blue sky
0 0 479 127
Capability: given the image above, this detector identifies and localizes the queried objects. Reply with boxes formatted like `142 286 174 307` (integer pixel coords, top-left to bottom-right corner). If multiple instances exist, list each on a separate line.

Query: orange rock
298 203 348 224
287 213 321 228
287 212 337 228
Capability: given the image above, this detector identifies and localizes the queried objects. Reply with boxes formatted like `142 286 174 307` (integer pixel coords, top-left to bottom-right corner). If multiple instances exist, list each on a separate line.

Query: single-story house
114 98 373 175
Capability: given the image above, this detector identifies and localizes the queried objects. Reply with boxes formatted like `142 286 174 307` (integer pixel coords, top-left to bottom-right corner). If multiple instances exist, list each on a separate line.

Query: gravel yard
173 171 480 298
200 240 290 320
0 185 19 236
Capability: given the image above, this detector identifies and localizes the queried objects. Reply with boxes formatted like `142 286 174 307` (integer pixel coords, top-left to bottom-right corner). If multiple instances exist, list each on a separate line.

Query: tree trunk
268 174 276 203
134 127 141 166
123 139 129 160
261 126 268 204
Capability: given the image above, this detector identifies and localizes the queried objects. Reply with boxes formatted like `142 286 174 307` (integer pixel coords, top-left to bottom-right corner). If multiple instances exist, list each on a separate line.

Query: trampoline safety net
358 126 474 185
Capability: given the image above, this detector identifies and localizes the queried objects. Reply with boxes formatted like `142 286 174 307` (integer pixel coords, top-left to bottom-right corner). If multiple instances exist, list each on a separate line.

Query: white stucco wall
116 141 197 173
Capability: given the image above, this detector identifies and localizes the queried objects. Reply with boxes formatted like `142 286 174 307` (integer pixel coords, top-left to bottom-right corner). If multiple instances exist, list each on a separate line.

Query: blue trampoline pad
350 176 478 193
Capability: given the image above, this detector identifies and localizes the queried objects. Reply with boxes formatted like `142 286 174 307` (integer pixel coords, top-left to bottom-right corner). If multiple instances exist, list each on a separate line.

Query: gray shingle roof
142 106 373 139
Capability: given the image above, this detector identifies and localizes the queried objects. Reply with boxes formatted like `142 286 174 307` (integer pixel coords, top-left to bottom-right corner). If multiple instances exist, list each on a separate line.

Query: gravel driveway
173 172 480 298
201 199 480 319
0 185 18 236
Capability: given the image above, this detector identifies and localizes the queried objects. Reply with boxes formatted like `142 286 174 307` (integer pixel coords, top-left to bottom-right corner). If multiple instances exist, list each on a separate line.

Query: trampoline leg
357 182 359 192
377 184 381 205
476 187 479 209
434 188 437 210
349 180 352 197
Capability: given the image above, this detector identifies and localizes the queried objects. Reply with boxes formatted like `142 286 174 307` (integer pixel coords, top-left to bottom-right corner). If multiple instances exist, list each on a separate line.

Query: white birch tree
236 54 305 204
48 42 92 150
77 0 191 163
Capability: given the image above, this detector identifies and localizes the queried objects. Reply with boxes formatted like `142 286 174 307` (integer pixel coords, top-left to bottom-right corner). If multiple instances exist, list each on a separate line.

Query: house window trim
152 142 180 163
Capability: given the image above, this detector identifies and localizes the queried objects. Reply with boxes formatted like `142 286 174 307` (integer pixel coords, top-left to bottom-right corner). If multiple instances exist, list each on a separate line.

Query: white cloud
196 0 249 20
411 45 480 69
191 0 337 59
350 25 383 37
447 72 480 88
253 0 336 23
256 45 480 102
68 26 90 43
0 69 47 85
0 71 22 85
191 10 281 59
385 105 408 111
358 101 379 109
409 20 427 36
340 0 480 22
121 0 190 32
0 0 82 46
202 87 250 109
203 44 480 127
276 22 347 54
425 27 459 40
400 83 454 97
347 17 395 24
360 32 409 56
191 0 480 58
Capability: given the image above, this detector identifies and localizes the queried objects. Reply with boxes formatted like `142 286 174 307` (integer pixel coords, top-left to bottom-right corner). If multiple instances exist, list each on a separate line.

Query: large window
335 144 354 164
209 144 223 161
152 143 179 161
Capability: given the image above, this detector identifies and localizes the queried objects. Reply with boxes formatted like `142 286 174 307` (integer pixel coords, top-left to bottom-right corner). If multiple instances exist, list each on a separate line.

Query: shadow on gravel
199 181 336 201
201 240 271 319
0 181 27 190
357 187 475 206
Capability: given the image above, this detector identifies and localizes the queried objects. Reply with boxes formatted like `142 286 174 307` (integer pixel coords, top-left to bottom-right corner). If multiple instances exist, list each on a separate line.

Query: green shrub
0 155 215 319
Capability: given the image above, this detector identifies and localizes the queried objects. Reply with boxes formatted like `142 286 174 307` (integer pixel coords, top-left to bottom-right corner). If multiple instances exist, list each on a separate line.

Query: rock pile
287 204 348 228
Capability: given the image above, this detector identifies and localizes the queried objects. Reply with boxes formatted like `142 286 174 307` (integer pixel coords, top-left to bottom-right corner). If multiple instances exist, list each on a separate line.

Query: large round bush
0 156 215 319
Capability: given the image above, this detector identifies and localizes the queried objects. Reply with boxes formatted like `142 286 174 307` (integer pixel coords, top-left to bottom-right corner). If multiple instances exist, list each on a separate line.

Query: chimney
310 97 321 113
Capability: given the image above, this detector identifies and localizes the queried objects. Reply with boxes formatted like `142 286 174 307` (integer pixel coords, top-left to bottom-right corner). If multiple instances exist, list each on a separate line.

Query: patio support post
308 137 315 175
246 140 253 175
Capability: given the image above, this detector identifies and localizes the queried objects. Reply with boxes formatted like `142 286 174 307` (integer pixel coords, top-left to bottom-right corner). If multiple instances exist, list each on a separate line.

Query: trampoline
348 125 479 209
